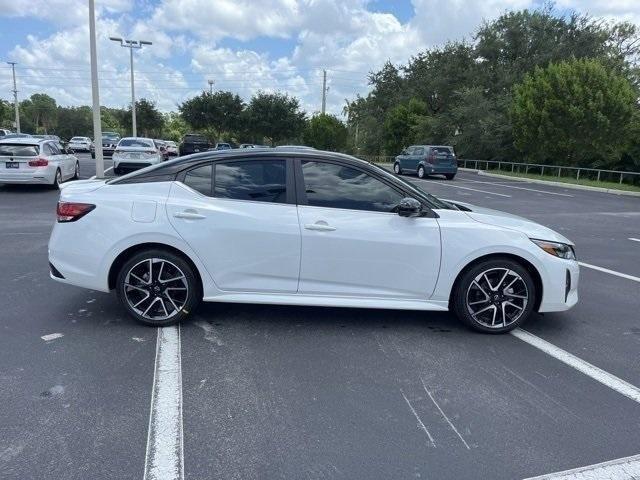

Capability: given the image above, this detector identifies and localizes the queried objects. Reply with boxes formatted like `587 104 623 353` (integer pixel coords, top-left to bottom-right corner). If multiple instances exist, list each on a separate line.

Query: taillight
56 202 95 223
29 157 49 167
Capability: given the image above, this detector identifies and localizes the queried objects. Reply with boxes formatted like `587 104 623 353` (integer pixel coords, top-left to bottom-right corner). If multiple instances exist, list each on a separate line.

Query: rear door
48 142 71 178
167 157 301 293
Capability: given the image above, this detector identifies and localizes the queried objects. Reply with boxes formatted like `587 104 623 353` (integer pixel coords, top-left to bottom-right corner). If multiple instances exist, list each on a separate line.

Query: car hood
445 200 573 245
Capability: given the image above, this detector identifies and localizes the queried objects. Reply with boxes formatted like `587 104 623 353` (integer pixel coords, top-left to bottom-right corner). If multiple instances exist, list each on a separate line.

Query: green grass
479 169 640 192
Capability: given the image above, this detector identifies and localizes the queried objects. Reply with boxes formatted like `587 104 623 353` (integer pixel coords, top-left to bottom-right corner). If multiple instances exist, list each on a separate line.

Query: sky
0 0 639 117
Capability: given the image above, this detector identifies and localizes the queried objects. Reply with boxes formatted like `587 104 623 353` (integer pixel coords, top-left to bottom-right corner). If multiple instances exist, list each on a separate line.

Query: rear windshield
432 147 454 155
184 135 207 143
119 139 154 148
0 144 39 156
70 137 85 141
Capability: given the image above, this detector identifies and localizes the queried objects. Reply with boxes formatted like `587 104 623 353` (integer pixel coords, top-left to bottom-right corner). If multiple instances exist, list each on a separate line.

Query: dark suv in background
91 132 121 158
179 134 210 156
394 145 458 180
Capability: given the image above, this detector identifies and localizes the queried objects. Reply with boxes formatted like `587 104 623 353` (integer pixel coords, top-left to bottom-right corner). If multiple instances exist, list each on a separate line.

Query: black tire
393 162 402 175
91 152 95 159
116 249 201 327
445 173 456 180
417 165 426 179
113 166 121 176
72 162 80 180
451 257 537 334
51 168 62 189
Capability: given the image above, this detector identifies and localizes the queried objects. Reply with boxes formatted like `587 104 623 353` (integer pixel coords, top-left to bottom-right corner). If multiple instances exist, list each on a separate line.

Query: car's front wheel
116 249 201 326
451 258 536 333
417 165 426 179
393 162 402 175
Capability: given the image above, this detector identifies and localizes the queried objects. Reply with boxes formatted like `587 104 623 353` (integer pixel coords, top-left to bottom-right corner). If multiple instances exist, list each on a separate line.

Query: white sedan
113 137 164 175
0 138 79 187
68 136 93 152
48 149 579 333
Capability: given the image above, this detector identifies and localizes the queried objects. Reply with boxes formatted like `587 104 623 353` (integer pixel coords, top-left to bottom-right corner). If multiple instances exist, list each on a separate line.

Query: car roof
0 137 49 145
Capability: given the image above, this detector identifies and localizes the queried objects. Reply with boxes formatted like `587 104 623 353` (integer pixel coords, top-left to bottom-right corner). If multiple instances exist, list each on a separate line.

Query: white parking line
143 326 184 480
511 329 640 404
629 237 640 243
578 262 640 283
523 453 640 479
418 182 512 197
462 179 574 197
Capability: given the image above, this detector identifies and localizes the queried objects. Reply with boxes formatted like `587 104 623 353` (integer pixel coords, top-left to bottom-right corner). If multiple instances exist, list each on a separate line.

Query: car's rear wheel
445 173 456 180
51 168 62 189
417 165 426 179
393 162 402 175
451 258 536 333
72 162 79 180
116 249 201 326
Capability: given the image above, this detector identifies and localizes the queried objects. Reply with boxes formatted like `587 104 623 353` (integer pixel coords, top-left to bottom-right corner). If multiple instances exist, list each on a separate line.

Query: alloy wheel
123 258 189 321
418 166 425 178
465 267 528 329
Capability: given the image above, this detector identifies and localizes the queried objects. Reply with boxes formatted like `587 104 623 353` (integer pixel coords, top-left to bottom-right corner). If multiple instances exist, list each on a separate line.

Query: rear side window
0 144 39 156
214 160 286 203
183 164 212 195
301 161 404 213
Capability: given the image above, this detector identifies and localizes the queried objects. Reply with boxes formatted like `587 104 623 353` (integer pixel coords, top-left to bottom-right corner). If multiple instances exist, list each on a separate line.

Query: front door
296 159 441 299
167 158 301 293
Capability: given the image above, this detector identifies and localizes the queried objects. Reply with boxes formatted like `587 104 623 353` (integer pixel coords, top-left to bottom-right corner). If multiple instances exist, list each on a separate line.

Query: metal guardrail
357 155 640 186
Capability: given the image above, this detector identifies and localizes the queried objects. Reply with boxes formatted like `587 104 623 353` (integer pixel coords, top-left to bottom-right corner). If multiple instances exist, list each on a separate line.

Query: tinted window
119 139 154 148
49 143 62 155
184 135 207 143
414 147 424 155
214 160 286 203
432 147 453 155
0 144 39 156
184 164 212 196
301 161 404 213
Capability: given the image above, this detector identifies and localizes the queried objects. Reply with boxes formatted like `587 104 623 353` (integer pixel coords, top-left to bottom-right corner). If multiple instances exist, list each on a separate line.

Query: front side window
183 164 212 196
214 160 286 203
414 147 424 156
301 161 404 213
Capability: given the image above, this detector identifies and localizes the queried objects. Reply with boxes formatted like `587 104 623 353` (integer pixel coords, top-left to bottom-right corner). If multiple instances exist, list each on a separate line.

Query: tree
0 100 11 129
163 112 189 142
511 59 637 167
179 91 244 138
55 106 93 140
21 93 57 133
245 92 306 146
303 114 348 151
122 99 164 137
382 98 427 154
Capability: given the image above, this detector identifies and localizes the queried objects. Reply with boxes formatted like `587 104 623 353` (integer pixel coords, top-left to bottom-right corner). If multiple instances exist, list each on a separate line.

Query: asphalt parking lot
1 153 639 480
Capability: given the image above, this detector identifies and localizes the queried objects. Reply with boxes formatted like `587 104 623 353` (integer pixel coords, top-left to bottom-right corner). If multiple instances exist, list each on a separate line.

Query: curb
474 170 640 197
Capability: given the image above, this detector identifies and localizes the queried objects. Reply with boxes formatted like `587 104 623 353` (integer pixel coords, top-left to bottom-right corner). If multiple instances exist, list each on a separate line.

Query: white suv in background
68 136 93 152
112 137 164 175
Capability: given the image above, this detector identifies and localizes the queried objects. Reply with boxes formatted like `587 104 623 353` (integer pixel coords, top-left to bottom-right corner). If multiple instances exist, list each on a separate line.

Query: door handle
173 210 206 220
304 222 336 232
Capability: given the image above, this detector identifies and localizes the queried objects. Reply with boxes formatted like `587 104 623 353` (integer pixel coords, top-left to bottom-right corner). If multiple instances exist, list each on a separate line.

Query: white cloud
0 0 131 26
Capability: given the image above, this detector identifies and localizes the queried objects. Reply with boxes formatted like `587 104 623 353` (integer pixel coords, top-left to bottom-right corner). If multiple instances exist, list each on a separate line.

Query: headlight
531 239 576 260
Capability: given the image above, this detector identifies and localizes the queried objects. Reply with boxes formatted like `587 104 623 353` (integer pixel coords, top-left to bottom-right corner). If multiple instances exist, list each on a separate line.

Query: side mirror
397 197 422 217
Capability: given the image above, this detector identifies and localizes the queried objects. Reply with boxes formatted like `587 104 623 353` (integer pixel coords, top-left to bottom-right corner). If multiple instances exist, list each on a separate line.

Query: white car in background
48 149 579 333
0 138 79 187
68 136 93 152
165 141 179 157
112 137 164 175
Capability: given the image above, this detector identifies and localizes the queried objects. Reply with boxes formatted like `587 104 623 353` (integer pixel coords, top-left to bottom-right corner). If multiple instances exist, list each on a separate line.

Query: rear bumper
113 161 154 173
423 164 458 175
0 168 56 184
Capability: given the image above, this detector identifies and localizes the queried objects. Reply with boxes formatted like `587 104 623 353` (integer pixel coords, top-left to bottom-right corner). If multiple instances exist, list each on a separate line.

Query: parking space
1 160 639 479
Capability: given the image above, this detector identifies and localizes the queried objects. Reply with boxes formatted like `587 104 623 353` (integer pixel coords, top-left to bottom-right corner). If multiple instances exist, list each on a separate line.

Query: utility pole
208 79 214 93
321 69 327 115
88 0 104 177
109 36 152 137
7 62 20 133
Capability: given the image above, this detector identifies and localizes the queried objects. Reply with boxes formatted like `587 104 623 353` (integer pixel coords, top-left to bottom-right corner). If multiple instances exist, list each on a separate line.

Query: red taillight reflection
29 157 49 167
56 202 96 223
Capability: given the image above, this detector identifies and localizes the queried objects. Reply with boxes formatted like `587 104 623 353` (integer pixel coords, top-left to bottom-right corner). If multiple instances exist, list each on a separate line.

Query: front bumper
538 259 579 312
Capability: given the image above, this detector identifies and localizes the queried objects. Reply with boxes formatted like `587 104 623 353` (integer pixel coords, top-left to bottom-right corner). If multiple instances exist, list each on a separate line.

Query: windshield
0 144 39 156
70 137 85 141
184 135 207 143
119 139 154 148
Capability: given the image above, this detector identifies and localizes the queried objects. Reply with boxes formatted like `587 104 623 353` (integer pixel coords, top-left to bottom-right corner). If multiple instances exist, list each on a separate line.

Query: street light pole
7 62 20 133
88 0 104 178
109 37 152 137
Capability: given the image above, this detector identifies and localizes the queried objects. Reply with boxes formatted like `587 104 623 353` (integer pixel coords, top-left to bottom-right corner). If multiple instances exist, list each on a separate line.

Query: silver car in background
112 137 164 175
0 138 79 187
